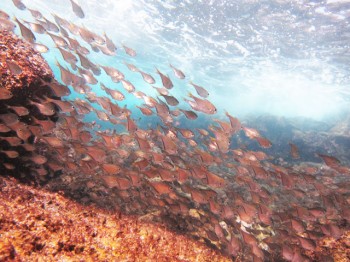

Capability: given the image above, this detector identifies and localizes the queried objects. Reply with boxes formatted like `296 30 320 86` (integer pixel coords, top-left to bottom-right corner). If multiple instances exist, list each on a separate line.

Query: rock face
0 30 60 182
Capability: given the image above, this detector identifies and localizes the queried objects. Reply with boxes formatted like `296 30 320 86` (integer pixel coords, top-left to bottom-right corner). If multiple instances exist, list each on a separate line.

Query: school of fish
0 0 350 261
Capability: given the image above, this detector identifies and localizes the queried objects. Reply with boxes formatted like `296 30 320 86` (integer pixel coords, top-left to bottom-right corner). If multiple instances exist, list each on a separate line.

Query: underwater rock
0 30 62 182
0 30 53 94
0 176 229 261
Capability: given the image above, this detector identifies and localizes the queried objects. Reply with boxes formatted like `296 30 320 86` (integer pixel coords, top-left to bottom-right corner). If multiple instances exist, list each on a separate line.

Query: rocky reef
0 175 228 261
0 30 62 182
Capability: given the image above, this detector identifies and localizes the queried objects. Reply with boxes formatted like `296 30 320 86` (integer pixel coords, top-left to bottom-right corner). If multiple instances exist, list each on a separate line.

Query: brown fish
1 150 19 158
32 43 49 53
0 88 13 100
136 105 153 116
0 123 11 133
70 0 85 18
15 17 35 43
12 0 26 10
169 64 185 79
0 113 19 126
189 81 209 98
0 10 10 19
120 79 135 93
47 32 68 48
155 67 173 89
101 83 125 101
255 136 272 148
104 32 116 52
122 44 136 57
44 80 71 97
123 61 139 72
7 105 29 116
44 96 75 113
184 93 217 115
6 59 22 75
161 94 179 106
225 112 241 133
289 143 300 159
40 17 59 32
28 8 42 19
102 163 121 175
317 154 340 168
0 18 16 31
152 86 169 96
40 136 65 148
138 70 155 84
29 100 56 116
24 20 46 34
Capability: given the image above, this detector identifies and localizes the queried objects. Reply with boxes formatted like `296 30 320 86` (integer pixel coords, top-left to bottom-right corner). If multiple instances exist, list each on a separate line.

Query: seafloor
0 176 230 261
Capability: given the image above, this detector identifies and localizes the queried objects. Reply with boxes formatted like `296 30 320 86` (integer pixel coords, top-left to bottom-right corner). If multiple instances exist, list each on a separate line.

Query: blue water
2 0 350 123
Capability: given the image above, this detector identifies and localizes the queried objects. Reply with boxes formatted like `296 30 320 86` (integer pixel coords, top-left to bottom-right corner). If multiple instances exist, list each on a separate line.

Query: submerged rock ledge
0 176 229 261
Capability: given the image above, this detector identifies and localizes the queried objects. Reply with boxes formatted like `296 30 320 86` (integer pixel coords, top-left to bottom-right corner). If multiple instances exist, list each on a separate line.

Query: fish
138 70 155 84
169 64 185 79
102 163 121 175
40 136 65 148
122 44 136 57
0 88 13 100
32 43 49 53
120 79 135 93
289 143 300 159
1 150 19 159
101 65 124 80
14 17 36 43
43 96 75 113
47 32 68 48
136 105 153 116
123 61 139 72
0 10 10 20
225 112 241 134
179 109 198 120
6 59 22 75
101 83 125 101
152 86 169 96
0 113 19 126
0 124 11 133
28 8 42 19
57 46 78 65
104 32 116 52
7 105 29 116
161 94 179 106
0 18 16 31
189 81 209 98
70 0 85 18
23 20 46 34
12 0 26 10
29 100 56 116
42 80 71 97
39 17 59 33
184 93 217 115
155 67 173 89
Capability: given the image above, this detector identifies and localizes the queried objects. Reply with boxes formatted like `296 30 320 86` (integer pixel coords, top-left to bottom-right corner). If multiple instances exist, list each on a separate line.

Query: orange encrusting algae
0 176 230 262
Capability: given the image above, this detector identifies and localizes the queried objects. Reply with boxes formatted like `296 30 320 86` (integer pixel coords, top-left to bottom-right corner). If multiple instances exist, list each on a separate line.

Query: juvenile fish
32 43 49 53
12 0 26 10
169 64 185 79
156 67 173 89
138 70 155 84
184 93 217 115
189 81 209 98
122 44 136 57
0 88 13 100
15 17 35 43
6 59 22 75
70 0 85 18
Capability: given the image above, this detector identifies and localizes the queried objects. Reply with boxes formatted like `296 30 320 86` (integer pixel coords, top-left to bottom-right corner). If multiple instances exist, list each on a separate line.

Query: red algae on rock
0 176 230 262
0 30 53 92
